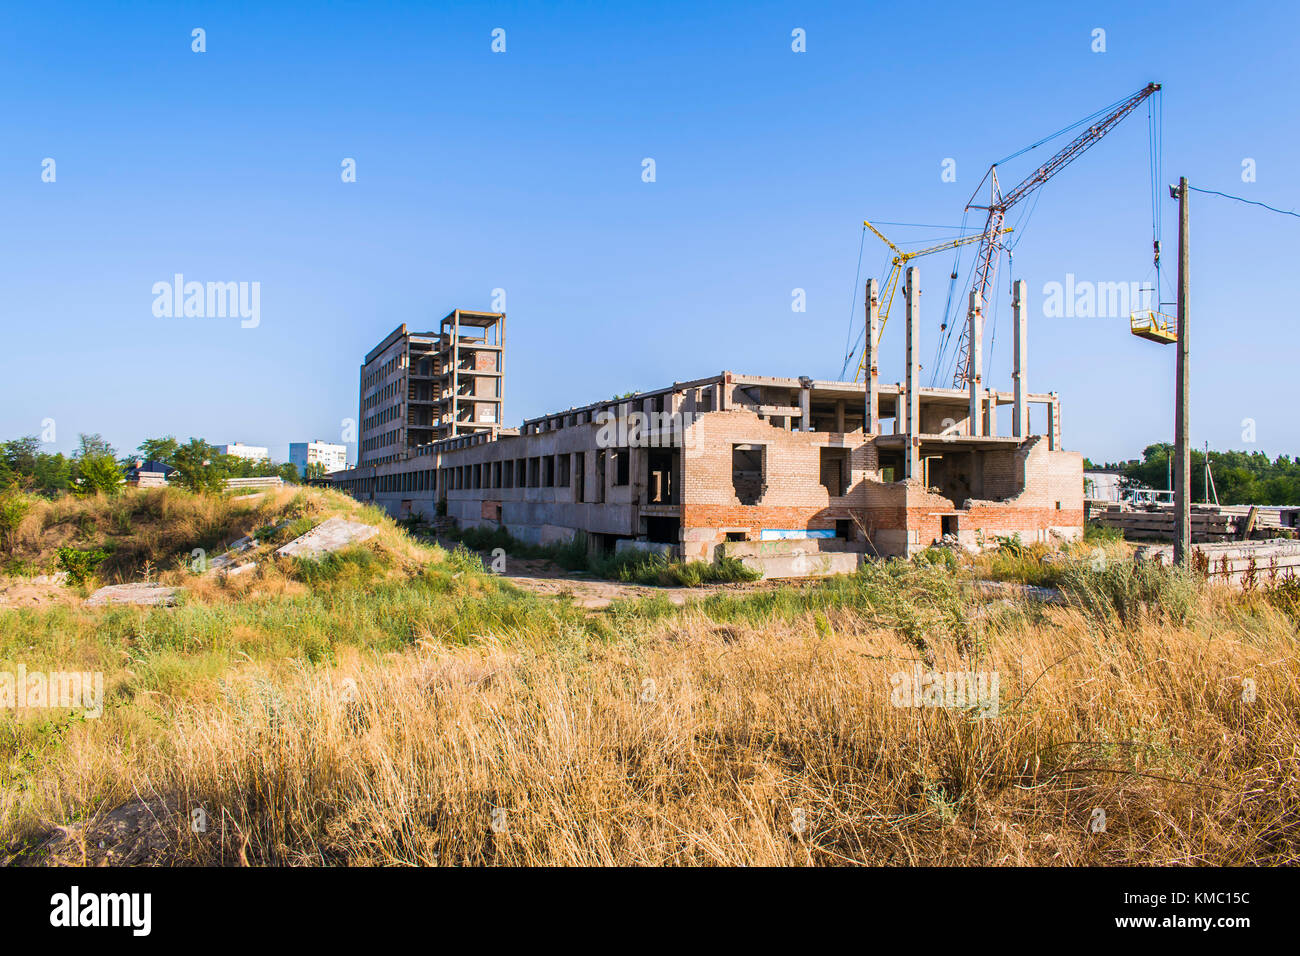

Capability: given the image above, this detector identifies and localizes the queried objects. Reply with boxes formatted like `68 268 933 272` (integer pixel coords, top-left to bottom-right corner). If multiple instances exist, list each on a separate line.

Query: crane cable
1148 93 1167 308
930 205 973 383
840 223 868 379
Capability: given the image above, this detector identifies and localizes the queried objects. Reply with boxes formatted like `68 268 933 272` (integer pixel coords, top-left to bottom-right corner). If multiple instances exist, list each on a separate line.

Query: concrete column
984 389 997 436
864 278 880 435
1012 279 1028 439
1049 393 1060 451
904 267 921 480
799 385 811 432
968 290 983 437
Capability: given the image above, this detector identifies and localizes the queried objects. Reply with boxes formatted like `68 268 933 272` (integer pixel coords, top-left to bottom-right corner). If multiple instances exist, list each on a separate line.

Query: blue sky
2 0 1296 465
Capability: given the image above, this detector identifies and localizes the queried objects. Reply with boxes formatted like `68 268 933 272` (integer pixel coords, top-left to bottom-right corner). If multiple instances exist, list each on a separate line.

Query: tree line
0 434 312 497
1087 444 1300 507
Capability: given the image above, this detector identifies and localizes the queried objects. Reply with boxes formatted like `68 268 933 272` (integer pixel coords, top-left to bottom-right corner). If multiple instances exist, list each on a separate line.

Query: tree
76 433 116 460
1 436 40 477
304 461 326 480
170 438 229 494
136 435 180 465
33 453 71 493
74 452 123 496
1120 443 1300 506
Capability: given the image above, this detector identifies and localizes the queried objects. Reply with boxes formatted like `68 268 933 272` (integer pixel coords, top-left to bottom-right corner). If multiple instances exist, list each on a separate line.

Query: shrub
1084 520 1123 544
588 549 760 586
914 547 958 572
0 492 31 552
1058 558 1197 626
55 545 111 585
74 454 123 497
444 525 758 585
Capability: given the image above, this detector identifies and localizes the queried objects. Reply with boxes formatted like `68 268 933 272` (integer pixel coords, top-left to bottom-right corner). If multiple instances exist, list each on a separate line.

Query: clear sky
2 0 1296 466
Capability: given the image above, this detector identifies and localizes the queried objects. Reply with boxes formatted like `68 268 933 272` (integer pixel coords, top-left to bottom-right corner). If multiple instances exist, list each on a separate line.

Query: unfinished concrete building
335 280 1082 576
358 311 505 465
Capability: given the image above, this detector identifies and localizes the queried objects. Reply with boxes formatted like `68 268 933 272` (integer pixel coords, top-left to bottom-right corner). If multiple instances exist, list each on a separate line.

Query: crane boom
854 220 1009 382
951 82 1161 387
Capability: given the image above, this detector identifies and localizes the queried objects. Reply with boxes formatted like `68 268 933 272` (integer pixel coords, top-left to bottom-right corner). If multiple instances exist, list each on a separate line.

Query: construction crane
852 219 1010 382
950 82 1162 387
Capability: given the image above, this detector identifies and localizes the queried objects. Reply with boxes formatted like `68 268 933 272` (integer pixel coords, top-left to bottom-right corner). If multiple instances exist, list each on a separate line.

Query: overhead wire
1186 185 1300 219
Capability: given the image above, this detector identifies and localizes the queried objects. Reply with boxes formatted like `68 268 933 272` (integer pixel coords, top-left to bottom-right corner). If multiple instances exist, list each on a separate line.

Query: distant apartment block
289 440 349 475
358 311 505 466
215 442 269 462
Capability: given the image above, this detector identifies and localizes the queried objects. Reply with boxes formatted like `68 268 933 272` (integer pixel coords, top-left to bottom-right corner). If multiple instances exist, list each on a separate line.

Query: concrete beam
864 278 880 435
905 267 921 479
1013 279 1028 438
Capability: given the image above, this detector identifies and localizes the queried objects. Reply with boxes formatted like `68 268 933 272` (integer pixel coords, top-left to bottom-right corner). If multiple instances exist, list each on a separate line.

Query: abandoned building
333 275 1083 576
358 310 505 466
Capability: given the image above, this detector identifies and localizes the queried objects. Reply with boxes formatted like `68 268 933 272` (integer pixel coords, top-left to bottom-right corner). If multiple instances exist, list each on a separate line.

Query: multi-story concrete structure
215 442 269 462
289 441 349 475
333 285 1082 575
358 311 505 466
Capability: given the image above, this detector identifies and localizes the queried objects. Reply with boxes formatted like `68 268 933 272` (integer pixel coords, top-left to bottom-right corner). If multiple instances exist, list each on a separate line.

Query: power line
1186 185 1299 219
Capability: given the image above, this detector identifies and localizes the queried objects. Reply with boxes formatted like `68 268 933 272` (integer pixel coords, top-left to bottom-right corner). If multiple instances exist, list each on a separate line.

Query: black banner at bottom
0 865 1270 943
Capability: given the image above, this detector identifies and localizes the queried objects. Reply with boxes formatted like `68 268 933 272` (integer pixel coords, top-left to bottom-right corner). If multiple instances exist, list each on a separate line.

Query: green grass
1057 558 1198 626
1084 521 1124 544
442 524 760 586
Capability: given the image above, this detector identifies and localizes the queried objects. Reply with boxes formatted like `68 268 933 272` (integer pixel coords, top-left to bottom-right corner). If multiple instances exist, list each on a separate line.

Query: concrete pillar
799 385 811 432
1012 279 1028 439
968 290 983 437
905 267 921 480
1049 393 1060 451
984 389 997 436
864 279 880 435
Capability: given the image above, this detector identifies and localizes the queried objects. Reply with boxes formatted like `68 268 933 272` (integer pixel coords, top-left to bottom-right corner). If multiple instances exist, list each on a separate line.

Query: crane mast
950 82 1162 388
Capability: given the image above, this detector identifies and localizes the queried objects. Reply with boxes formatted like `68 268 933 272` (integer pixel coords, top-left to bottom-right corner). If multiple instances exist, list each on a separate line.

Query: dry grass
3 541 1297 865
2 485 397 585
2 492 1297 865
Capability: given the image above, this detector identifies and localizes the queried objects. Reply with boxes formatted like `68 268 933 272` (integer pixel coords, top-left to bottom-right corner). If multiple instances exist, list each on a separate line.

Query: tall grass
7 579 1297 865
3 489 1298 866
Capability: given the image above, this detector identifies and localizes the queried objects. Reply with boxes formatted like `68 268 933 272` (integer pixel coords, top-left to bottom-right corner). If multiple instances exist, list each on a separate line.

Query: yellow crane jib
854 220 1011 382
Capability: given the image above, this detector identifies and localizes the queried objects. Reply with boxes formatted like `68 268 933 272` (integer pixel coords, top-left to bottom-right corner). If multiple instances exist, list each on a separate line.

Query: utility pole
1171 177 1191 566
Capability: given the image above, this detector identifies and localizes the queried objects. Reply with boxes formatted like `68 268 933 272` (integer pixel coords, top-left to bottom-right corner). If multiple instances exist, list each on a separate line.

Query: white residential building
289 441 349 475
215 442 270 462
